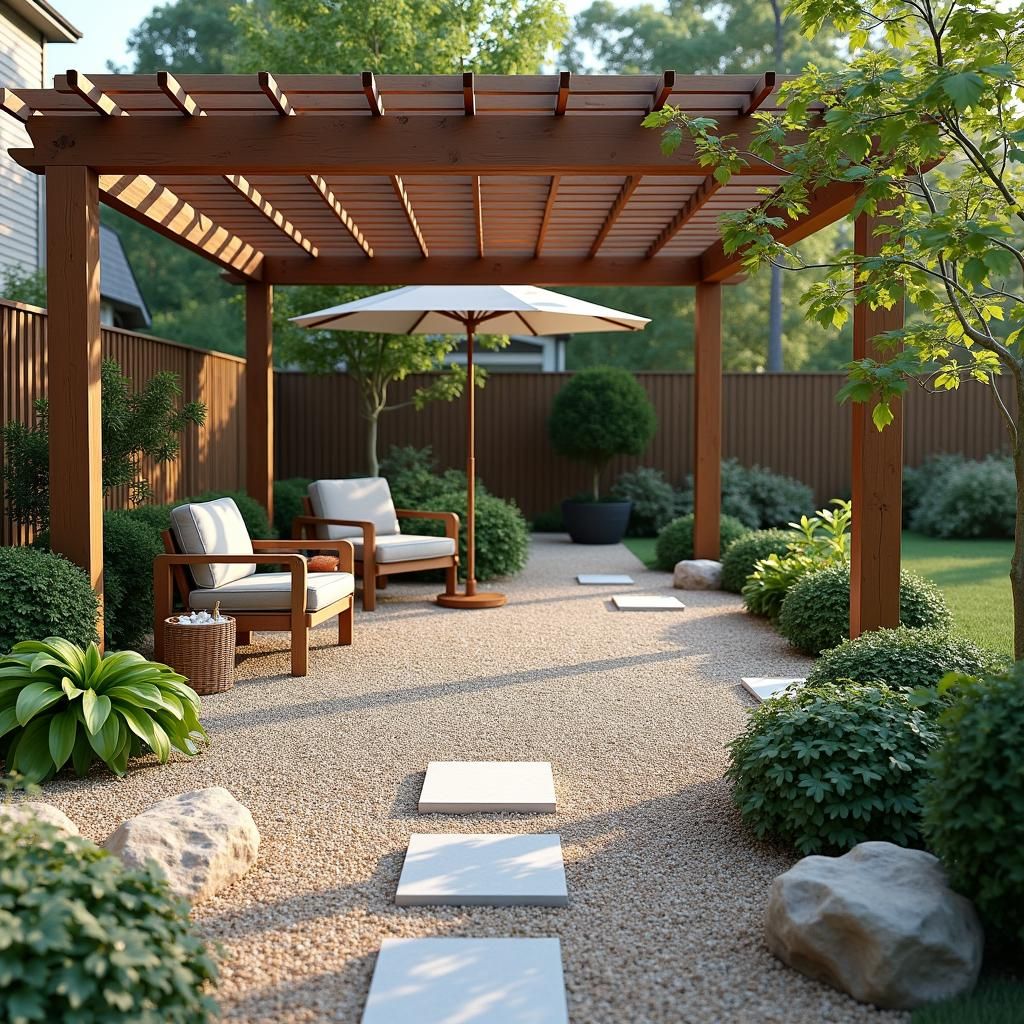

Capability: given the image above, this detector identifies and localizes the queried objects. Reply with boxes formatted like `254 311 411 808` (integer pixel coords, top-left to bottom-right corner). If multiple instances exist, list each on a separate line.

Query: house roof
4 0 81 43
99 224 151 328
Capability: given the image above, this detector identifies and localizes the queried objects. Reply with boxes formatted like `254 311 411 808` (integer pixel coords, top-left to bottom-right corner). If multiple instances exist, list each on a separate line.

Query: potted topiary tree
549 367 657 544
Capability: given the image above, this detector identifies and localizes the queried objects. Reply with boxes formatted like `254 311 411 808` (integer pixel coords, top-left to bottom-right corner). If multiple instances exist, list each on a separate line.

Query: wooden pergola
1 70 901 638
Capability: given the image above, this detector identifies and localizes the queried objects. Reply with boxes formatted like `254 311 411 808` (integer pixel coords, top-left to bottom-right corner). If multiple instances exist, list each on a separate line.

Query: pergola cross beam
307 174 373 258
224 173 319 257
65 70 126 117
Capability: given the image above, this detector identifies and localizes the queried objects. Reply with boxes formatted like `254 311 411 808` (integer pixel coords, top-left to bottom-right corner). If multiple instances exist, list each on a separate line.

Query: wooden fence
275 370 1016 520
1 299 245 546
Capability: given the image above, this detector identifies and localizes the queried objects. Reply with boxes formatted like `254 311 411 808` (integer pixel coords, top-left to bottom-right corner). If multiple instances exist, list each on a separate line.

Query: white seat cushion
170 497 255 590
308 478 400 542
354 533 456 564
189 571 355 613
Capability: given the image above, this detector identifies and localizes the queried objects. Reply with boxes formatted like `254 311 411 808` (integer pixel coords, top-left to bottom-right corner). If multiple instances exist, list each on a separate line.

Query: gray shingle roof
100 225 151 328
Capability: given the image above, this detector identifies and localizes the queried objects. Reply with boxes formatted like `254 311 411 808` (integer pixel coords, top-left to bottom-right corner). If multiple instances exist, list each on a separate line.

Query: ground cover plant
727 681 939 854
0 639 206 781
654 513 749 570
0 810 218 1022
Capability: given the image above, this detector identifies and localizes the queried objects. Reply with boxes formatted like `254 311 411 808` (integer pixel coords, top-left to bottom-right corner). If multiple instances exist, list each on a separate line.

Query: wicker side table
162 615 237 695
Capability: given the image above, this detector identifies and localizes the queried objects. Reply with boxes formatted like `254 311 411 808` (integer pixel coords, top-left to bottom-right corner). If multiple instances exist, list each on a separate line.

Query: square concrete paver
395 833 569 907
740 677 805 702
361 937 569 1024
612 594 685 611
419 761 556 814
577 574 635 585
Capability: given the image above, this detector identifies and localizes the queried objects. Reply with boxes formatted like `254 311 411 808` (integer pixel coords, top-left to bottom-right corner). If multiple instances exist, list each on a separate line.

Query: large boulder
673 559 722 590
104 787 259 903
766 842 983 1009
0 802 79 837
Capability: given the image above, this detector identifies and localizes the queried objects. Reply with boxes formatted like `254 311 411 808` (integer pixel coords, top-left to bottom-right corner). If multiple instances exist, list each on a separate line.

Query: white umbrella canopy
291 284 650 610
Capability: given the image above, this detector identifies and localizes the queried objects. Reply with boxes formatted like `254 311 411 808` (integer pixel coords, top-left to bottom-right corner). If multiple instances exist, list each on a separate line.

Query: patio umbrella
291 284 650 609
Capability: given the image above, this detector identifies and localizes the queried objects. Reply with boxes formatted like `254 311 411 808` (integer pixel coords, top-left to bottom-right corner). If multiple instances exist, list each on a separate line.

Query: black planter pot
561 500 632 545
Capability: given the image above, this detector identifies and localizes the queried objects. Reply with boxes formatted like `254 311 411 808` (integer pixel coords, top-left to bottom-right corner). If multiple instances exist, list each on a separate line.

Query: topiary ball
0 816 218 1022
922 661 1024 947
720 529 792 593
777 564 951 655
0 547 99 653
806 626 1006 692
727 681 940 854
654 513 748 571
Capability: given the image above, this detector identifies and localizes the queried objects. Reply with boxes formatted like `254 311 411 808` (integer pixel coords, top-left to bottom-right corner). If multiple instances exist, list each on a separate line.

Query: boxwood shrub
273 477 312 537
654 513 749 571
184 490 275 539
806 626 1006 692
678 459 815 529
610 467 680 537
777 564 951 655
922 661 1024 947
0 547 99 653
0 814 218 1022
101 510 166 649
720 529 791 593
910 455 1015 540
727 681 940 854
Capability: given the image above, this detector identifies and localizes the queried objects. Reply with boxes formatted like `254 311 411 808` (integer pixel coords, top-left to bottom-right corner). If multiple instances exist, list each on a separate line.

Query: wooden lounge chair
293 478 459 610
154 496 355 677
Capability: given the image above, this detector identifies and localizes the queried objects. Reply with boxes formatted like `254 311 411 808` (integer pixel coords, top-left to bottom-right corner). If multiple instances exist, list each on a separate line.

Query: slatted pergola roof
1 70 851 287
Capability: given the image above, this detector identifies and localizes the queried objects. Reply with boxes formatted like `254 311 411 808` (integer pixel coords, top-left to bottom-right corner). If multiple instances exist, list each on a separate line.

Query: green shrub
549 367 656 500
806 627 1006 692
923 662 1024 948
910 456 1015 540
0 548 99 653
0 638 206 781
118 502 173 535
102 510 165 650
678 459 815 529
610 467 680 537
532 505 565 532
0 813 218 1022
720 529 791 593
727 682 939 854
902 454 964 527
654 513 749 571
273 477 311 537
778 564 952 655
379 445 445 508
185 489 275 539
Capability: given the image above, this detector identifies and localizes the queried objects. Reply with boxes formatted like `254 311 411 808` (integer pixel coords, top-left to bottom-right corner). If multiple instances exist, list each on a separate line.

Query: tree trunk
365 412 379 477
592 466 601 502
768 264 784 372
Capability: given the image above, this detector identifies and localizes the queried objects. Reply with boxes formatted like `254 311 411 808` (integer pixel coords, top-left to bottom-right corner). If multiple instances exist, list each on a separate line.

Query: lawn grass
911 979 1024 1024
622 532 1013 655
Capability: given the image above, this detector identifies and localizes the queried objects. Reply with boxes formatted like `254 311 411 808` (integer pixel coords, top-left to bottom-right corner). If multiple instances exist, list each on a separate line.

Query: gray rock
0 801 79 837
105 787 259 903
673 559 722 590
766 841 983 1010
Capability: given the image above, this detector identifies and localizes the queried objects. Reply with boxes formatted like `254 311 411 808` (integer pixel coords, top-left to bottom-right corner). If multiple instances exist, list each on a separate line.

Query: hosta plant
0 638 206 782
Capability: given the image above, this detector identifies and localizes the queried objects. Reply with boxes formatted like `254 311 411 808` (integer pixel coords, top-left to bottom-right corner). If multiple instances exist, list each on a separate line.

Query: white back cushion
170 497 255 590
308 478 400 541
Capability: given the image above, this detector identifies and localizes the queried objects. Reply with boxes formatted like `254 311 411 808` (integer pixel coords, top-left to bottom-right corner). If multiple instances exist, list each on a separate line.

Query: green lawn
911 979 1024 1024
621 532 1013 655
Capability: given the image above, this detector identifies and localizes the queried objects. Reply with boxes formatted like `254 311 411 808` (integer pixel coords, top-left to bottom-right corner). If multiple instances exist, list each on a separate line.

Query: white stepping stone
612 594 685 611
362 937 569 1024
741 677 805 702
395 833 568 907
419 761 556 814
577 573 634 585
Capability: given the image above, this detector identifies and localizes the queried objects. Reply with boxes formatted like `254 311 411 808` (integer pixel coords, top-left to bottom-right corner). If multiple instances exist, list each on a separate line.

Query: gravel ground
44 535 907 1024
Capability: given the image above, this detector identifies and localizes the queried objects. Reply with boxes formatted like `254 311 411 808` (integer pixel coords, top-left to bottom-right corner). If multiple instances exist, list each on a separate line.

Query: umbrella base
436 591 507 609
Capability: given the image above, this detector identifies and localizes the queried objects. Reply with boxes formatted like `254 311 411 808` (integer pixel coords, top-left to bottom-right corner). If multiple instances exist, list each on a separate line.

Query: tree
2 361 206 530
646 0 1024 656
273 287 505 477
109 0 239 73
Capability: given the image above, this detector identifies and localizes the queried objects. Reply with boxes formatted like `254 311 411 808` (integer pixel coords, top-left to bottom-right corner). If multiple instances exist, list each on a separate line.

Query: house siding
0 3 45 279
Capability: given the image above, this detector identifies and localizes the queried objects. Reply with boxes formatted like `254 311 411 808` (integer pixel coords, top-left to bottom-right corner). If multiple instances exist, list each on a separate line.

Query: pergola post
45 165 104 636
693 281 723 559
245 281 274 522
850 210 904 636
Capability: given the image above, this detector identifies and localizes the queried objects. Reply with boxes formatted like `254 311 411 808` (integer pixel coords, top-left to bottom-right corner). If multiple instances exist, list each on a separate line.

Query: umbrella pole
436 318 506 610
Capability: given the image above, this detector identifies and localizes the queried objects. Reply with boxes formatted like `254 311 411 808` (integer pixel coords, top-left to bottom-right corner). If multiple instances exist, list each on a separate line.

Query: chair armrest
395 508 460 541
291 516 376 567
154 553 308 611
253 538 355 574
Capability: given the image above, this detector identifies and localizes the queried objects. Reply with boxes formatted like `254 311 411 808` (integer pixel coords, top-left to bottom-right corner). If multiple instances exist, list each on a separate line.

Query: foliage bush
678 458 815 529
654 513 749 571
101 511 166 650
910 455 1015 540
273 477 311 537
778 564 952 655
806 626 1006 692
720 529 792 593
610 467 680 537
531 505 565 533
184 490 275 539
0 549 98 654
0 638 206 782
549 367 656 499
0 812 218 1022
727 682 940 854
922 662 1024 948
902 453 964 527
379 445 446 509
742 501 851 619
